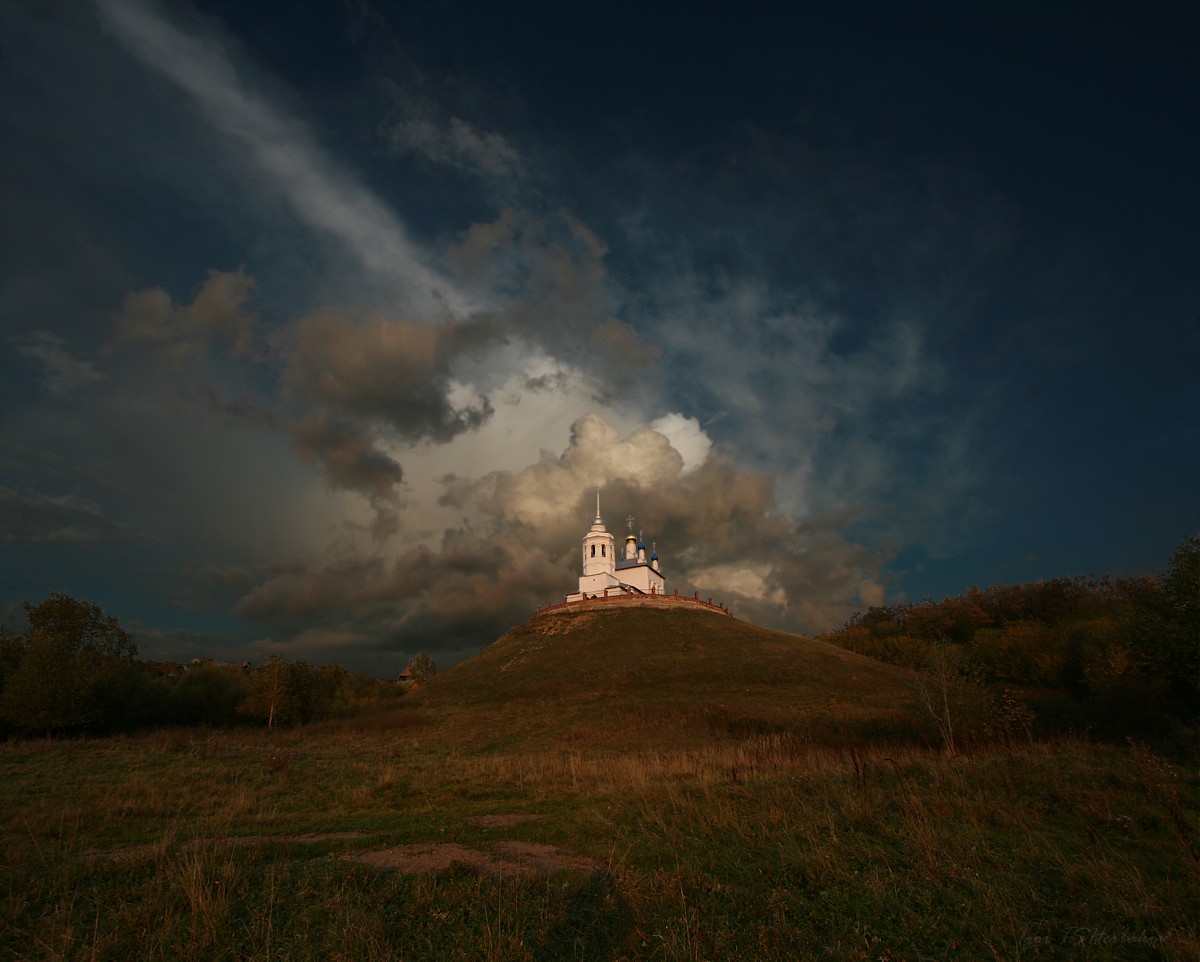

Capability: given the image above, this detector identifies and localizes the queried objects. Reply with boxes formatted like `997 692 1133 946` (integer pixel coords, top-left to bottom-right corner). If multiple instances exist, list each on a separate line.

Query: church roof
615 558 655 571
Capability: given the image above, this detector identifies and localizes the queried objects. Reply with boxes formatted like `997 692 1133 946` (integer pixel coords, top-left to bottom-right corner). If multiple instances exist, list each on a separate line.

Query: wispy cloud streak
95 0 469 319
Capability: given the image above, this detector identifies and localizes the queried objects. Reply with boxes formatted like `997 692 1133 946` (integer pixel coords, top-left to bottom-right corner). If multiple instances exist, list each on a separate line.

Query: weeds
1126 738 1200 866
2 728 1197 960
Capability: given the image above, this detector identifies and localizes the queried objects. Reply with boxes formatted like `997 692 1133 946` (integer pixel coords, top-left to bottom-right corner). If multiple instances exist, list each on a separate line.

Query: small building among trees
399 652 437 687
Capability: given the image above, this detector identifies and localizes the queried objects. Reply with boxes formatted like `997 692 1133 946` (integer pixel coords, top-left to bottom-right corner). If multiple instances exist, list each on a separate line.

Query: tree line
0 593 436 738
821 535 1199 742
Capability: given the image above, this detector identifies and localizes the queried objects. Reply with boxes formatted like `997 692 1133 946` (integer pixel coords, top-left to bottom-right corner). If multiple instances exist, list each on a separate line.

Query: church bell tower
581 487 615 577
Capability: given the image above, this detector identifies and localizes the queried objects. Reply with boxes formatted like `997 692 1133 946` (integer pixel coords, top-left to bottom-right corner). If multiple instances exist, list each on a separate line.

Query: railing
534 588 731 617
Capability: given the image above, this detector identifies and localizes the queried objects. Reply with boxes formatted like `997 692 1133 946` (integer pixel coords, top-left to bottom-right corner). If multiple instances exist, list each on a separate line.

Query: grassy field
2 609 1197 961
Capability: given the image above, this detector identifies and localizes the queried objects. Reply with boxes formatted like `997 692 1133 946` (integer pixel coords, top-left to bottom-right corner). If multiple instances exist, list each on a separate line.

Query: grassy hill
407 606 917 749
3 605 1197 960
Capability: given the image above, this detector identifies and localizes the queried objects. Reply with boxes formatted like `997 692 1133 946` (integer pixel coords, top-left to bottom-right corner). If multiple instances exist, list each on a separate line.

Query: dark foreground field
4 723 1197 960
2 608 1197 960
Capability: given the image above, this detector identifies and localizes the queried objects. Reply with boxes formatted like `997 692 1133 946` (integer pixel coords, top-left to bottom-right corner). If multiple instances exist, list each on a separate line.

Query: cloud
223 413 886 669
95 0 468 319
649 413 711 474
96 266 504 510
638 265 972 546
12 332 105 397
389 115 523 180
0 487 131 543
107 267 259 361
125 621 255 665
444 207 660 392
288 413 405 504
278 306 498 503
3 6 961 666
281 307 495 440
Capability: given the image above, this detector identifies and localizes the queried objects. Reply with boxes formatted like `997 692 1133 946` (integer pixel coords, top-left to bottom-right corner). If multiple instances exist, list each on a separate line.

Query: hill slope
407 606 917 749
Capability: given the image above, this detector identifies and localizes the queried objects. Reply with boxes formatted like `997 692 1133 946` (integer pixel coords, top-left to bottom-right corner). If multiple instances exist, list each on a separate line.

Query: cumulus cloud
225 413 886 667
649 412 712 474
640 266 968 541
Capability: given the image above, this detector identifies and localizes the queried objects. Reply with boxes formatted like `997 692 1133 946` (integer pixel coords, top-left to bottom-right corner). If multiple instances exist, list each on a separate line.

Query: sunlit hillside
406 606 916 750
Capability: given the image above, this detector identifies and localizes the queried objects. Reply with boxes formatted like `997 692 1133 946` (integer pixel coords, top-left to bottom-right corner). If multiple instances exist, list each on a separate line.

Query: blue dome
637 540 646 551
650 551 659 561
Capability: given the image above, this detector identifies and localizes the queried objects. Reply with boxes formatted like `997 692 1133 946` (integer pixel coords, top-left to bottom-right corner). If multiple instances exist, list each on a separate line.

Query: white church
564 492 666 603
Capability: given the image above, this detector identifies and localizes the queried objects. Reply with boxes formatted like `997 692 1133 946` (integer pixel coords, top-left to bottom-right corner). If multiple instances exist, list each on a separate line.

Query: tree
23 592 136 660
238 655 296 729
0 593 138 736
409 652 438 686
910 645 995 755
289 660 343 724
0 626 23 692
1128 534 1200 709
167 665 247 727
237 656 351 728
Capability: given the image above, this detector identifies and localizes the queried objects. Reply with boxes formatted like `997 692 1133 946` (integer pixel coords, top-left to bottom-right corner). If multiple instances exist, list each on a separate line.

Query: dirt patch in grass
491 840 599 874
84 813 596 877
217 831 368 845
351 840 598 876
466 814 546 828
82 831 369 862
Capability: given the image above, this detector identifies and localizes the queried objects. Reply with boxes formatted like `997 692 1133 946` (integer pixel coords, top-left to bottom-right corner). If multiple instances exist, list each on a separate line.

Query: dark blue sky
1 0 1196 672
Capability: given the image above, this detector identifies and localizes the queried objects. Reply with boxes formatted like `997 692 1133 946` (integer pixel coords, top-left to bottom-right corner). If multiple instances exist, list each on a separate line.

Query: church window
601 545 606 557
591 545 595 557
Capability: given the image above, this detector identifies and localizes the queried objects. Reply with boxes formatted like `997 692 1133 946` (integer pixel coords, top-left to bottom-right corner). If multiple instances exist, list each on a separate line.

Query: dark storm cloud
228 524 566 669
281 307 495 439
124 622 252 666
288 414 405 504
97 268 501 507
0 488 132 543
277 307 500 503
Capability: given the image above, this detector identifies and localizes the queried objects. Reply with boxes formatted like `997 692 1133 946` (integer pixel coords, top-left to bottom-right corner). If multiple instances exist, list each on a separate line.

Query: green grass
407 607 918 751
2 607 1197 960
4 731 1196 960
